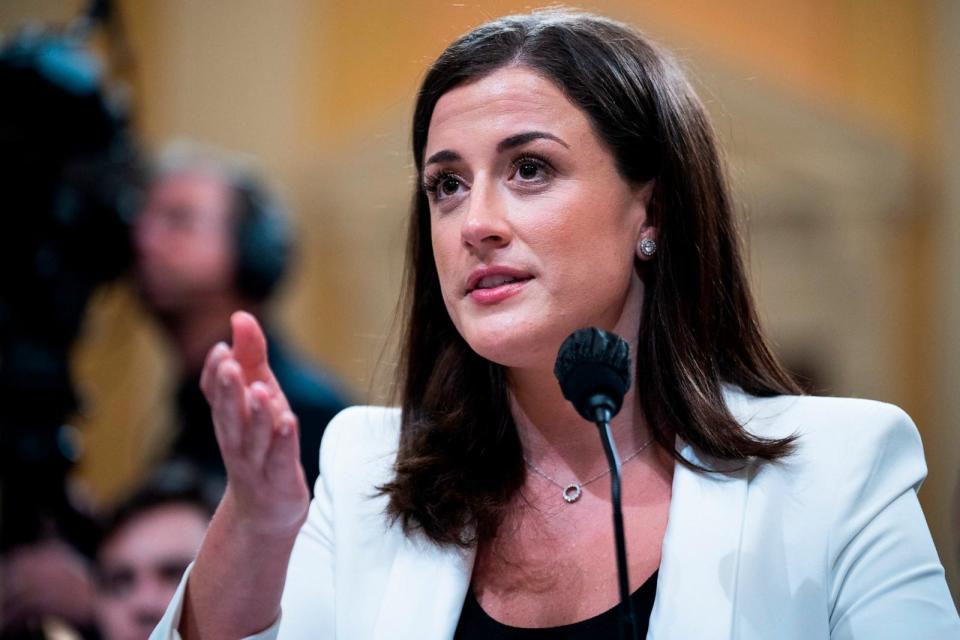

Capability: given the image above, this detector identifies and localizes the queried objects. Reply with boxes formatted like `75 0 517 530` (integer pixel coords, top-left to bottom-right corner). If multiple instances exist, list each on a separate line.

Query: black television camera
0 1 142 551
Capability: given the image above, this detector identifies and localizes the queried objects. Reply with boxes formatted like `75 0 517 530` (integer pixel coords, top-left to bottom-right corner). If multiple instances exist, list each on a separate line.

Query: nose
460 180 511 251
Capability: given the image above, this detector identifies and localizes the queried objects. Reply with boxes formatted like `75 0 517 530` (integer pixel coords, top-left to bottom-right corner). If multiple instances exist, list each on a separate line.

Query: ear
635 179 655 209
633 180 658 260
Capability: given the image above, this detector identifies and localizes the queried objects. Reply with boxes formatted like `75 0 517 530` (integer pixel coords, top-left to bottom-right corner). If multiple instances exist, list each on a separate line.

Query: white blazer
153 389 960 639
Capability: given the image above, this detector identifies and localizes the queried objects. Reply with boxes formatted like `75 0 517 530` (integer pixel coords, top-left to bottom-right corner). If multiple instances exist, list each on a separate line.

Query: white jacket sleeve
827 404 960 639
273 410 344 638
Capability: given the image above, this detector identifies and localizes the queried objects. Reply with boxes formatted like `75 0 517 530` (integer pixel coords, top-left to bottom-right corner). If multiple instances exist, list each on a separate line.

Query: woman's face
424 65 653 370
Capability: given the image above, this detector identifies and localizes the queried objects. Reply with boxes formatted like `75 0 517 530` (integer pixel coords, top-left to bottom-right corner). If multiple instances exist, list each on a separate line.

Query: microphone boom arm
592 401 640 640
555 329 641 640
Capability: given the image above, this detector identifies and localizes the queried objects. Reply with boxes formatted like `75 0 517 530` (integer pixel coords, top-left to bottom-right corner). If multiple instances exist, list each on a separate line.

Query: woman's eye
517 161 540 180
440 176 461 196
424 172 465 202
511 157 551 183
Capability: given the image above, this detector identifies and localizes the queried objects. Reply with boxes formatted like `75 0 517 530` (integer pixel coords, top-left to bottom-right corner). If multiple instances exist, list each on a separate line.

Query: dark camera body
0 26 142 551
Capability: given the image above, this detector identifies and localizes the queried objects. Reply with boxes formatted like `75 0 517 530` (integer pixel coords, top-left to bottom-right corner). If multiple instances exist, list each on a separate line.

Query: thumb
230 311 277 387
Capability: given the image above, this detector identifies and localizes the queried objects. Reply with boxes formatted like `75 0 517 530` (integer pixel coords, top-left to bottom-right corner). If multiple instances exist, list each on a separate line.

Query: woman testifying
152 10 959 640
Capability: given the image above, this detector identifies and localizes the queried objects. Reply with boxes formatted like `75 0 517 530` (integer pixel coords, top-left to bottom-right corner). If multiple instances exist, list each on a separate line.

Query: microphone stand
591 399 639 640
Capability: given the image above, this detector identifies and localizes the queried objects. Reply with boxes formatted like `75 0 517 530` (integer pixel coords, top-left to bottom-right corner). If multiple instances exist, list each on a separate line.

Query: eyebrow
424 149 461 166
497 131 569 152
423 131 569 167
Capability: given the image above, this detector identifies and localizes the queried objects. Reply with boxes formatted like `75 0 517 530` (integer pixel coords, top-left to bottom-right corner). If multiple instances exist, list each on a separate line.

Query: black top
454 570 658 639
167 330 349 491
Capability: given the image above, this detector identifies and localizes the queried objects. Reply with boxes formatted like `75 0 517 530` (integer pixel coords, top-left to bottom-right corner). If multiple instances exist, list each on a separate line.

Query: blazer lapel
648 390 752 639
371 532 476 640
368 388 754 640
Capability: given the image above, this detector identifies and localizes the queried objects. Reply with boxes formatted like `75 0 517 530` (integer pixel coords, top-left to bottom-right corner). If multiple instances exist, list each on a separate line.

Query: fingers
248 385 300 467
210 365 297 471
200 311 301 488
245 382 274 466
201 341 232 398
212 360 246 453
265 410 302 483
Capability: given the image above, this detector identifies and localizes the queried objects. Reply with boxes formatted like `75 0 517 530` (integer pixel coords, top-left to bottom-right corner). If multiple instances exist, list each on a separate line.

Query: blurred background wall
2 0 958 603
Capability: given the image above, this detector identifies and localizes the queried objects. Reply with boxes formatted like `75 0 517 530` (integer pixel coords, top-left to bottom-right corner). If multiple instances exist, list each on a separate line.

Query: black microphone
554 327 639 640
554 327 632 423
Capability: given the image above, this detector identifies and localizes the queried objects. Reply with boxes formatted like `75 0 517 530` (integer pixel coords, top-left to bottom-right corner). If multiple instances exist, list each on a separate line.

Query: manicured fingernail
279 420 291 436
250 394 260 412
220 373 230 387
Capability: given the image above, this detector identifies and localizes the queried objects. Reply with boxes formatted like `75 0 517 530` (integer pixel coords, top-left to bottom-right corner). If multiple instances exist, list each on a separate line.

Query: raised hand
177 311 311 640
200 310 309 533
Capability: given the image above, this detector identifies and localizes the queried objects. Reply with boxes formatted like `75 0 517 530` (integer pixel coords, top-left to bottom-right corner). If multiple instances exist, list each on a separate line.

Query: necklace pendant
562 483 582 503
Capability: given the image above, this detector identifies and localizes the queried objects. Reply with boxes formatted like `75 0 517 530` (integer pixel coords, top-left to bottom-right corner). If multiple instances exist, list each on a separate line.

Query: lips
465 266 533 294
465 266 533 305
474 274 526 290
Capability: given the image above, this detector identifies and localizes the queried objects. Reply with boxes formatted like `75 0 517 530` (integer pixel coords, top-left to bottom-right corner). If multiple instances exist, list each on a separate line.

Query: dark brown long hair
380 9 802 547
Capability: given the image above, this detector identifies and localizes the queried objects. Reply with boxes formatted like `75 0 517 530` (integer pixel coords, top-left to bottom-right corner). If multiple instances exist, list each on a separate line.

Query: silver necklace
524 436 656 504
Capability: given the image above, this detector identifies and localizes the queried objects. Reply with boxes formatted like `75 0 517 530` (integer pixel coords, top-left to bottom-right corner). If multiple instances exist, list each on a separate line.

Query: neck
159 295 260 375
506 272 653 479
507 358 650 481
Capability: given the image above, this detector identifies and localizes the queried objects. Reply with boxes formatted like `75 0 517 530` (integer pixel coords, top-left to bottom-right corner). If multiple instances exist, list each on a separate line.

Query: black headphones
231 177 293 301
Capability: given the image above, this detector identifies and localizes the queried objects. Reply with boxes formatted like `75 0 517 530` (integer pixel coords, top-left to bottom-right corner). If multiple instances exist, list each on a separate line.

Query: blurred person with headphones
132 142 349 490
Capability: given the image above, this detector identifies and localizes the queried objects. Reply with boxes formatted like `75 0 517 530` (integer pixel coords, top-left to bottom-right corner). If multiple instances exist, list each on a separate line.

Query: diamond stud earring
638 237 657 257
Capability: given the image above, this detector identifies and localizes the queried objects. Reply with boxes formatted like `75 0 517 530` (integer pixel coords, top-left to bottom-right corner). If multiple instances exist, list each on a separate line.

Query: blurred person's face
94 504 208 640
424 66 652 370
133 171 237 314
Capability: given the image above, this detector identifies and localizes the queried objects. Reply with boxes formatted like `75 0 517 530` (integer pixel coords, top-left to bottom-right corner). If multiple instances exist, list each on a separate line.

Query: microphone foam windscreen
554 327 632 420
